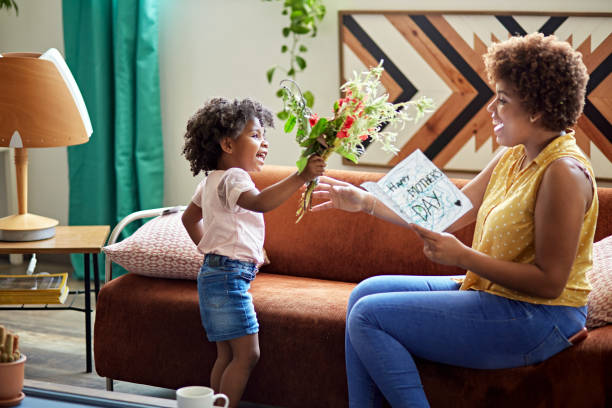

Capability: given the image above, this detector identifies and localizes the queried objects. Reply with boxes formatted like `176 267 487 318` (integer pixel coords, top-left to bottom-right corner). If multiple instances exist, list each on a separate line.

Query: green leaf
300 138 314 147
342 151 359 164
276 88 285 98
309 117 327 139
292 25 310 34
277 110 289 120
281 45 288 53
282 27 290 37
303 90 314 108
296 155 308 173
295 55 306 70
287 68 295 77
284 115 297 133
299 45 308 52
266 67 275 83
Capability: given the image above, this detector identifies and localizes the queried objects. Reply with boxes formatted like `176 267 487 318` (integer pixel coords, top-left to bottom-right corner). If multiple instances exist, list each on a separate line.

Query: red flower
337 130 348 139
359 134 369 141
342 115 356 130
309 113 319 127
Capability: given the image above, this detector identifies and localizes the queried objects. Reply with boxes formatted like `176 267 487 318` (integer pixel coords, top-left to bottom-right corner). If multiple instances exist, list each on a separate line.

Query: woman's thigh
348 275 461 311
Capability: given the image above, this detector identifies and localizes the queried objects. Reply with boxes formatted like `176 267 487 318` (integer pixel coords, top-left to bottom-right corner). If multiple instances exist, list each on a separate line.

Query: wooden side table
0 225 110 373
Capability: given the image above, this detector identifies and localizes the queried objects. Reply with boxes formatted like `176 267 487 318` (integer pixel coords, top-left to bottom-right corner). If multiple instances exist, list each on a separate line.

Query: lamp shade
0 51 91 148
0 49 92 241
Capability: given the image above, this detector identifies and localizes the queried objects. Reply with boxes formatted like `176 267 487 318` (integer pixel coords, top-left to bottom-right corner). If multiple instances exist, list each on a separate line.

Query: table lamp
0 48 92 241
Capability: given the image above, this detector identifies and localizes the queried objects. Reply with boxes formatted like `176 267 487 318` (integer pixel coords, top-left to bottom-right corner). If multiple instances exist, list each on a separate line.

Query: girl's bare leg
211 341 232 392
219 333 260 408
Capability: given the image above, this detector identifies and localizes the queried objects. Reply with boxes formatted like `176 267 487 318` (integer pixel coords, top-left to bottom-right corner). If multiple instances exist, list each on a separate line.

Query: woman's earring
530 116 537 123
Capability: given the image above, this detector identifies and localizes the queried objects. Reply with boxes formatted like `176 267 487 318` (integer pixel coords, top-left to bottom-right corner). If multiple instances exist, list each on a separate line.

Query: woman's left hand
410 224 469 267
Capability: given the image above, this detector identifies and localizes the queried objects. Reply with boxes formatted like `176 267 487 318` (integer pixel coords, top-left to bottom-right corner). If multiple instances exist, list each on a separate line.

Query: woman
311 33 597 407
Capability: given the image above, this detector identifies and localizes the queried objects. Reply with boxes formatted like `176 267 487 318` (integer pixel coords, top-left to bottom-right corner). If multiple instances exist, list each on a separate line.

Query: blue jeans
197 254 259 342
345 275 587 407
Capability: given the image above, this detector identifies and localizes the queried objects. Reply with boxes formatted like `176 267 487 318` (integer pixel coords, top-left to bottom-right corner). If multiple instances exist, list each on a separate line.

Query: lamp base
0 214 59 242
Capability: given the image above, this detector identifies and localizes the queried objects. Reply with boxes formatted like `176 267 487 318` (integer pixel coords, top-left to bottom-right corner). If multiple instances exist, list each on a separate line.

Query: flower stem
295 140 339 223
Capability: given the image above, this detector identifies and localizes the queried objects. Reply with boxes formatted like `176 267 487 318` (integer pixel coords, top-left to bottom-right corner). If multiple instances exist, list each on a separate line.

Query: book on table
0 273 69 304
361 149 473 232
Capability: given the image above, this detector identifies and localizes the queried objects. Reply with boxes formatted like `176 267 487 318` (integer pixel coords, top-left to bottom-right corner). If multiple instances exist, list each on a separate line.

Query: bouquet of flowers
280 60 434 222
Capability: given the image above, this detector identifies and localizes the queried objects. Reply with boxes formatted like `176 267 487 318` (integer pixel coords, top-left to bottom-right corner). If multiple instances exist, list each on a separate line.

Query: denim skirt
197 254 259 342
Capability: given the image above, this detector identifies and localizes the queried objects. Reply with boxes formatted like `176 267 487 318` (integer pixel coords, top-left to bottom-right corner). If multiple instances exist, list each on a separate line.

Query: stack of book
0 273 69 304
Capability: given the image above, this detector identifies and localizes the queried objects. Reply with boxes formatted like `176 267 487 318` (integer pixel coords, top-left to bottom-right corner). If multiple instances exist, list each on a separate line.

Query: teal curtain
62 0 163 279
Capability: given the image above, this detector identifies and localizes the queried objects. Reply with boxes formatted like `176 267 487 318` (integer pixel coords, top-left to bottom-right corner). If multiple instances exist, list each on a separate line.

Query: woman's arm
237 155 326 213
411 157 593 298
181 201 204 246
312 148 506 231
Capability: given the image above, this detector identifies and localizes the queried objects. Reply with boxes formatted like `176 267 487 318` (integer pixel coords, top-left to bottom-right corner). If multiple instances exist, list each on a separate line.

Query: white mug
176 386 229 408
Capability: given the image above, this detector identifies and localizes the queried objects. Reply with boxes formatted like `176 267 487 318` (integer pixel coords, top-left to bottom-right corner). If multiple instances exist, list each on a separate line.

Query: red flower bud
309 113 319 127
337 130 348 139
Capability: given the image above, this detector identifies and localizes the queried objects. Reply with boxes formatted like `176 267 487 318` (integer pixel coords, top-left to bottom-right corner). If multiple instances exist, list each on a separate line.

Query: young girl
181 97 325 407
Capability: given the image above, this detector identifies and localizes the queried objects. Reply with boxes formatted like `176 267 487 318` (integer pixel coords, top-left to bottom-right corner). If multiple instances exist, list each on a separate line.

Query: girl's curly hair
182 97 274 176
483 32 589 131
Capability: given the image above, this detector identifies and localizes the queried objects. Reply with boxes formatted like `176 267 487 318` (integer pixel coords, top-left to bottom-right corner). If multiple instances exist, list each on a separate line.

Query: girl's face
223 118 268 172
487 79 534 147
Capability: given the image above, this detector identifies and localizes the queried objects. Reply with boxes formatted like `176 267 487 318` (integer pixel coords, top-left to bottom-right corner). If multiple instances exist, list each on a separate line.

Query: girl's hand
410 223 469 267
311 176 372 213
299 155 326 182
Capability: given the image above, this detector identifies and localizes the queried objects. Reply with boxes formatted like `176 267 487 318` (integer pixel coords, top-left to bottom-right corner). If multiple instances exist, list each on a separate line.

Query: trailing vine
262 0 326 119
0 0 18 15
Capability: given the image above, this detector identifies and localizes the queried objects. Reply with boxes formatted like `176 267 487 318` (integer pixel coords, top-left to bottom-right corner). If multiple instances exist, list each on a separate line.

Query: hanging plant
262 0 326 119
0 0 18 15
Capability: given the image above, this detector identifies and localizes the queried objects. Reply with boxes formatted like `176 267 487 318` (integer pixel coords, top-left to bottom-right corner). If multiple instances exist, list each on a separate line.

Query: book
361 149 473 232
0 273 69 304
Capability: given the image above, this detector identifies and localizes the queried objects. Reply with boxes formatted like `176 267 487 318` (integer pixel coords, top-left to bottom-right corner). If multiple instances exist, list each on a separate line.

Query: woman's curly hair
483 32 589 131
182 97 274 176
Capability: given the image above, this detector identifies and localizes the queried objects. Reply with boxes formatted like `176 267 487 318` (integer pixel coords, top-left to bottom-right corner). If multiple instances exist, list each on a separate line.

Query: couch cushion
586 235 612 329
102 212 203 280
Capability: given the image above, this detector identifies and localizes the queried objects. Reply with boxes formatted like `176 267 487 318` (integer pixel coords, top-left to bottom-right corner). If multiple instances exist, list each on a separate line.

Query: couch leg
106 378 114 391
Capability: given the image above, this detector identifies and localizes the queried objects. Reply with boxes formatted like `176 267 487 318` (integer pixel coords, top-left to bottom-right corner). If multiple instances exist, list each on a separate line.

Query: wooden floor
0 256 268 407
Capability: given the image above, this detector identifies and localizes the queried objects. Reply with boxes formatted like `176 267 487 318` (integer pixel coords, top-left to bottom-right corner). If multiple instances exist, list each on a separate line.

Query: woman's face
486 79 534 147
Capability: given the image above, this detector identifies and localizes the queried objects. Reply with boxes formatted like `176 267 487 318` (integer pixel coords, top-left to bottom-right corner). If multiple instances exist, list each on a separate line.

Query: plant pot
0 354 26 407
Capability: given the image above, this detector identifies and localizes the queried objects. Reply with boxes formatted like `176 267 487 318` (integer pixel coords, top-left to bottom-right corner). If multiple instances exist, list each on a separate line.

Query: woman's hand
311 176 372 213
410 224 470 267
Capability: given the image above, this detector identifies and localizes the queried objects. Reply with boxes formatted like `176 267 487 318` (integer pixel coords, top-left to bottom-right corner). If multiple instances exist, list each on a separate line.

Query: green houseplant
262 0 326 118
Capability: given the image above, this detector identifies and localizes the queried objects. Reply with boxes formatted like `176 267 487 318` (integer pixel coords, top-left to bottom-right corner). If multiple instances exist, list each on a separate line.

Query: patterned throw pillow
103 212 203 280
586 235 612 329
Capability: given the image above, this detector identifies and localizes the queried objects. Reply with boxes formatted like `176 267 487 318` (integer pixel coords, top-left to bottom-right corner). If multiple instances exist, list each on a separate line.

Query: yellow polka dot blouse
460 132 599 306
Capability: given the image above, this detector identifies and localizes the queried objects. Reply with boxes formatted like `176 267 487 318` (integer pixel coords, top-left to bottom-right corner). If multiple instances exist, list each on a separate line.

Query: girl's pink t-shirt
191 168 265 265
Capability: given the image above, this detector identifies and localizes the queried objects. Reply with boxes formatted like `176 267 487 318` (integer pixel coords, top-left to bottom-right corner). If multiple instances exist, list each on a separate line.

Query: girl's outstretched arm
237 155 326 213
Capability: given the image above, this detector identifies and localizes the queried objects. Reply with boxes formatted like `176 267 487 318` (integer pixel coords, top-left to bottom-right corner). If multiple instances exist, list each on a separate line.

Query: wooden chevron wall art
339 11 612 180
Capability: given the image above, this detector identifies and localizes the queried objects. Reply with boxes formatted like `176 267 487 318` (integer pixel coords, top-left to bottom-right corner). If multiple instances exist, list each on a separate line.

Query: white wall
0 0 610 224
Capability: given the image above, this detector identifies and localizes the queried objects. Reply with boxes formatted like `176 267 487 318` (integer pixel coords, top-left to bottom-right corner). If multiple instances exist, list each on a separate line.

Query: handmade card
362 149 472 232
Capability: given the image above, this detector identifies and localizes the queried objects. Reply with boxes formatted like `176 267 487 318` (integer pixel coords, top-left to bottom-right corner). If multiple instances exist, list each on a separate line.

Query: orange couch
94 165 612 407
